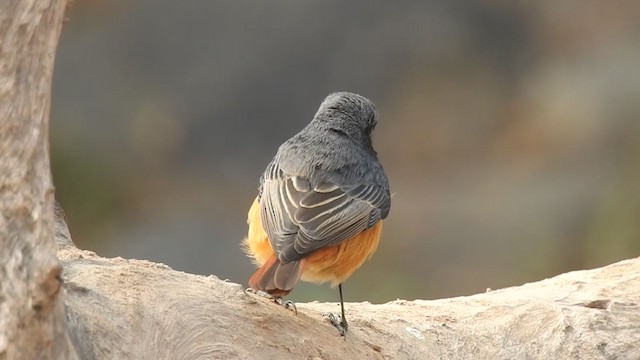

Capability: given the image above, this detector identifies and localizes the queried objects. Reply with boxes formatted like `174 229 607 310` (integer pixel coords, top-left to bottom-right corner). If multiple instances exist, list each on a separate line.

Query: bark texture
55 210 640 359
0 0 76 359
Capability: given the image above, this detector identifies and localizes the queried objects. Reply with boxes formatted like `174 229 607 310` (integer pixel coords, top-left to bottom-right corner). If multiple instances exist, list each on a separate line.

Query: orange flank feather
242 197 274 267
243 197 382 293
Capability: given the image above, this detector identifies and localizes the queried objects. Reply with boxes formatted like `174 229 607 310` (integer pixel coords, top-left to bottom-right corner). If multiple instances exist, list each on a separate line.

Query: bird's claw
244 287 259 295
323 312 349 337
244 287 273 299
245 288 297 315
275 298 298 315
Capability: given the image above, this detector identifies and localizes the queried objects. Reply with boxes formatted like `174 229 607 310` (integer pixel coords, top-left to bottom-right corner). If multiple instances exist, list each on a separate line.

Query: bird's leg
338 283 348 334
245 287 297 315
323 283 349 337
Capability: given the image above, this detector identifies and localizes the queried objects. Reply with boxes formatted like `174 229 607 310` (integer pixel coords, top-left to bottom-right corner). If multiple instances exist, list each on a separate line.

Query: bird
242 91 391 336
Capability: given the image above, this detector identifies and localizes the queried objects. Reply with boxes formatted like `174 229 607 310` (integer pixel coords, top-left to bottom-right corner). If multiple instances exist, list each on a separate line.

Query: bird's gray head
312 92 378 143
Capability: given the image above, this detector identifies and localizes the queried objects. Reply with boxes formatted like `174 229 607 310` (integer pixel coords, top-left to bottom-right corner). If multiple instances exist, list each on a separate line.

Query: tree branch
55 210 640 360
0 0 76 359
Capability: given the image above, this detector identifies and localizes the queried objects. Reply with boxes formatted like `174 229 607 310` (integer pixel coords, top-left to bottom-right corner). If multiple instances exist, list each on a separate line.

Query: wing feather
259 160 390 263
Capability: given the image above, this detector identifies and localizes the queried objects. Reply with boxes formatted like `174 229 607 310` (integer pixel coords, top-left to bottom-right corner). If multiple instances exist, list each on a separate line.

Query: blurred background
52 1 640 303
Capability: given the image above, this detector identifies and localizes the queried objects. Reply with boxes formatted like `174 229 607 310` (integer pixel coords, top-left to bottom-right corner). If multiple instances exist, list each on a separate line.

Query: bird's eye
365 123 374 135
368 115 377 128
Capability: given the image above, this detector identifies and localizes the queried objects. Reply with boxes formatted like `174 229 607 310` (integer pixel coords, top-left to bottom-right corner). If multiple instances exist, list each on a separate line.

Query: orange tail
249 255 302 298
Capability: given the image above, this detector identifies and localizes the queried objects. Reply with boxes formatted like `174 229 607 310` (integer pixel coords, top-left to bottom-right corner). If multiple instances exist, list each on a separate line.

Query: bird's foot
275 297 298 315
244 287 264 296
245 288 297 315
323 312 349 337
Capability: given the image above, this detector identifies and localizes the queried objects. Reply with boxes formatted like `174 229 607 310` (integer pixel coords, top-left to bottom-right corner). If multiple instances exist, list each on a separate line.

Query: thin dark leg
322 283 349 336
339 283 348 336
339 284 346 324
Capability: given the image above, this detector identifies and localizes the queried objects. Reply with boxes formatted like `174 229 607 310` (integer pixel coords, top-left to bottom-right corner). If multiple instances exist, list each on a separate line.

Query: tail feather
249 255 301 297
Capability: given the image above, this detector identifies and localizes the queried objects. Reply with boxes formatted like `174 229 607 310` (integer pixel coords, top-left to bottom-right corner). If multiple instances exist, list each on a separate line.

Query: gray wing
259 161 390 264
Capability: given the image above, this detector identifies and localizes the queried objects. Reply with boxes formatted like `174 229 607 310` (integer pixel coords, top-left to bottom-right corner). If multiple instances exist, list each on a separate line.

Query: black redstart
243 92 391 336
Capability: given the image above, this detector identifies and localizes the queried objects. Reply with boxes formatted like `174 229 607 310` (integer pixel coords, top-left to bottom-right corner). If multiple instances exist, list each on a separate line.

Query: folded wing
260 161 390 264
